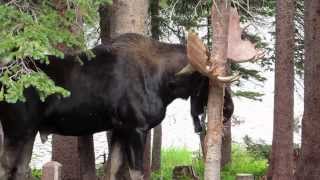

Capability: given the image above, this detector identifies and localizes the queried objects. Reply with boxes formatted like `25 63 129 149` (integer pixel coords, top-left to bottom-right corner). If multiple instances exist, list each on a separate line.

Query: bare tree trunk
111 0 149 38
205 81 225 180
296 0 320 179
143 132 151 180
221 60 232 168
109 0 149 179
205 1 230 179
150 0 162 174
221 120 231 168
99 4 112 44
151 124 162 172
150 0 160 40
268 1 295 180
98 4 113 180
52 2 97 179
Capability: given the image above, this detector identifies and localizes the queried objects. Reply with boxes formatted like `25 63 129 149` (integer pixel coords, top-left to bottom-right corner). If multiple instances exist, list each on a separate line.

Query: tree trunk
99 4 112 44
111 0 149 38
205 81 225 180
150 0 160 40
297 0 320 179
143 132 151 180
99 4 113 180
151 124 162 172
221 120 231 168
269 1 295 180
204 1 230 179
52 2 97 179
150 0 162 173
109 0 150 179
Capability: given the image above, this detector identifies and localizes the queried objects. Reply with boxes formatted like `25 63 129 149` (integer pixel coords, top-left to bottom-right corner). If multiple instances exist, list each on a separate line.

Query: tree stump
52 135 97 180
172 166 199 180
42 161 62 180
236 173 254 180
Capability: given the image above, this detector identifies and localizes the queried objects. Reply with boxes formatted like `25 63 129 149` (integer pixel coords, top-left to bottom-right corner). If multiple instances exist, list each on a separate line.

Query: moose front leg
108 132 125 180
125 129 146 180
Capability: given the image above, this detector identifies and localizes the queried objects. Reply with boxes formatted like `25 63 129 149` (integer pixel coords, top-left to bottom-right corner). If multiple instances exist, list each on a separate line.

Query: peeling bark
204 1 230 179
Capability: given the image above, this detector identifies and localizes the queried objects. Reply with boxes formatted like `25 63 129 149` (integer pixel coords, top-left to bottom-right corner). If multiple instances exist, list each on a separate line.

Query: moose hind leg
12 134 36 180
0 133 36 180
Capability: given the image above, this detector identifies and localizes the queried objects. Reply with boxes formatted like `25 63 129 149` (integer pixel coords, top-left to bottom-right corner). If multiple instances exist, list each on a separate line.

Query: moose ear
176 64 196 76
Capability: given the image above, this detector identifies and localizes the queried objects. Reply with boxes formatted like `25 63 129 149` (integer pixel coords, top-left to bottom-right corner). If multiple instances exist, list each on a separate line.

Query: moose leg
109 133 124 180
125 129 146 180
0 133 36 180
12 133 36 180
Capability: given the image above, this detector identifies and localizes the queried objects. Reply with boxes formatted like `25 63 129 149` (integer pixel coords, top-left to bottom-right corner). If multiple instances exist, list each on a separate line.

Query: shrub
32 169 41 180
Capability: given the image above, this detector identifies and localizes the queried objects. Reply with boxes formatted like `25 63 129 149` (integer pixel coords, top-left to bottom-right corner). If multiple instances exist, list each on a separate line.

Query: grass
152 144 268 180
221 145 268 179
152 148 200 179
32 144 268 180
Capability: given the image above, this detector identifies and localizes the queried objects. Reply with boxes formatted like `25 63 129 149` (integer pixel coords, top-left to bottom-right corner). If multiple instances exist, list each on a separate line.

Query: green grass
32 144 268 180
152 144 268 180
222 145 268 179
152 148 197 179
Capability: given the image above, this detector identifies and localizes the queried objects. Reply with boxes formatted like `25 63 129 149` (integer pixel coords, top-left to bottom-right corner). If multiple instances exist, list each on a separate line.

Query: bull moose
0 33 233 180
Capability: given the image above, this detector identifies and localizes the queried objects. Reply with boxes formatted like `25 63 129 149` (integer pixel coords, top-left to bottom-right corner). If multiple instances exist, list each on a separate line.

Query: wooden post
42 161 62 180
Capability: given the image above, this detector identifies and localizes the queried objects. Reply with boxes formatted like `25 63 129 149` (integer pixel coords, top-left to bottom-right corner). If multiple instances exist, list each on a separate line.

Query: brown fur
111 33 188 75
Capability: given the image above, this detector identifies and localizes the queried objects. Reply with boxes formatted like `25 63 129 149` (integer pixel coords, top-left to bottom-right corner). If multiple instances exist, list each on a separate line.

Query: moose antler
227 8 265 63
215 8 264 83
185 8 264 83
185 32 212 77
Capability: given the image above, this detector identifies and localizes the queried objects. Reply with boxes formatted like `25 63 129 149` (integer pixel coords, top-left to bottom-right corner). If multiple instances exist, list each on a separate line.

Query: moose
0 33 233 180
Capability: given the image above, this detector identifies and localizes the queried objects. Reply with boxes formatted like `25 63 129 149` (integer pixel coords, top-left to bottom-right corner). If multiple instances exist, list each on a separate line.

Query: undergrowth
32 144 268 180
152 144 268 180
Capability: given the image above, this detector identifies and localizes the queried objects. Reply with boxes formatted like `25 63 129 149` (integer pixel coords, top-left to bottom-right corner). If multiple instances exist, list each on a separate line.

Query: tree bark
150 0 160 40
111 0 149 38
98 4 113 179
296 0 320 179
52 2 97 179
143 132 151 180
269 1 295 180
204 1 230 179
221 120 231 168
99 4 112 44
151 124 162 172
150 0 162 173
205 81 225 180
109 0 150 179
